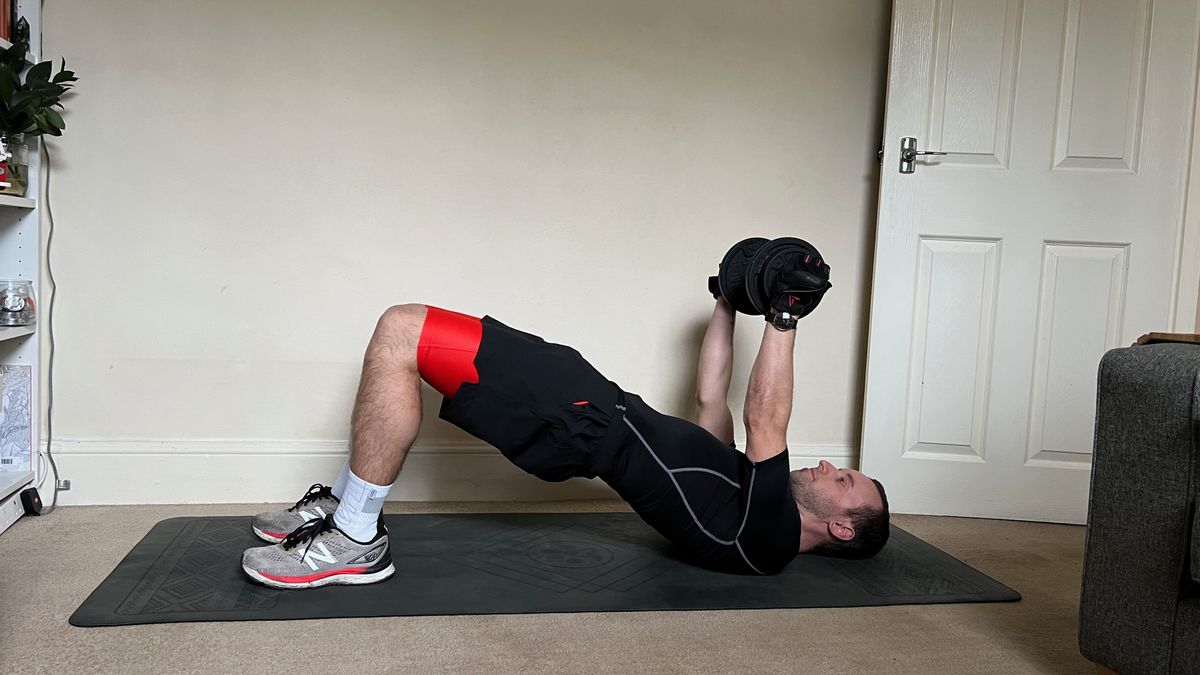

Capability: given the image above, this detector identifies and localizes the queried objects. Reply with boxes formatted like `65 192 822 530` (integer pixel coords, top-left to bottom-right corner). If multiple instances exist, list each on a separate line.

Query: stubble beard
790 471 840 521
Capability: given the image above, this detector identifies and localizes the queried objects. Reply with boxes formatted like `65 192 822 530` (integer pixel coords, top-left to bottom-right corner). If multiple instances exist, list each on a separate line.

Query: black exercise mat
71 513 1020 626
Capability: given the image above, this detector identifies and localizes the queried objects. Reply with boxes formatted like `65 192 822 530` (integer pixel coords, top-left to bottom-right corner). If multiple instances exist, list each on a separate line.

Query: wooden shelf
0 470 33 502
0 195 34 209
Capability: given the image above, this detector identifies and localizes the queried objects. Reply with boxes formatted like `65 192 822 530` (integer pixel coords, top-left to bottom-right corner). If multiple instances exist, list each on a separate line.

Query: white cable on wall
35 139 59 514
35 0 61 513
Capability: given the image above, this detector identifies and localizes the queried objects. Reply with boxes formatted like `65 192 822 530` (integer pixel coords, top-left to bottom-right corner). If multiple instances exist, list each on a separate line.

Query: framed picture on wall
0 364 31 473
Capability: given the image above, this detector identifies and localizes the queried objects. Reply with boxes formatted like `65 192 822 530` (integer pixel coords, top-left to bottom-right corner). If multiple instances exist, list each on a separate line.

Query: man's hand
769 256 832 319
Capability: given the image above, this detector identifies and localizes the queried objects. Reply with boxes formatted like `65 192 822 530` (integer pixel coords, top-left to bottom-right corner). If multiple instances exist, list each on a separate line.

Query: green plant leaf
4 43 26 68
26 61 50 83
44 108 63 130
9 91 34 115
59 59 76 83
30 81 64 99
33 112 52 135
0 69 16 103
0 45 78 137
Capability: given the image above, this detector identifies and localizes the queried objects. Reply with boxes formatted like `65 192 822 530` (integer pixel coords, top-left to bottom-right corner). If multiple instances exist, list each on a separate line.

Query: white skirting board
47 439 857 506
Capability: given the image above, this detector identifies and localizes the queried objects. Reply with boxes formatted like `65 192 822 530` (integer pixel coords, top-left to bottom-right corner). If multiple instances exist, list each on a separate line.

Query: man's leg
349 303 428 484
243 304 482 588
331 461 351 498
694 297 736 444
332 303 429 541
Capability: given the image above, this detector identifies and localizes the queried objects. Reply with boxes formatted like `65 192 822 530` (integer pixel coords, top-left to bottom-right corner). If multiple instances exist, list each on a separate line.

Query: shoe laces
287 483 334 512
281 513 337 560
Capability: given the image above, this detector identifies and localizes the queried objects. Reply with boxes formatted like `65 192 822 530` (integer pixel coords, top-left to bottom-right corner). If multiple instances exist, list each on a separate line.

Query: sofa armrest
1079 343 1200 672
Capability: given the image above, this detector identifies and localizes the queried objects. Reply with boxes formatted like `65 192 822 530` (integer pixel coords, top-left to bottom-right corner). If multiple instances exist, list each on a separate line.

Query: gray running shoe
251 483 340 543
242 513 393 589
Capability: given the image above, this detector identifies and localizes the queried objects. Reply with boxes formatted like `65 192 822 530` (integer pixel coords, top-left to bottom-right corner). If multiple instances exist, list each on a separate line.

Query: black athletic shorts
438 316 624 482
437 315 801 575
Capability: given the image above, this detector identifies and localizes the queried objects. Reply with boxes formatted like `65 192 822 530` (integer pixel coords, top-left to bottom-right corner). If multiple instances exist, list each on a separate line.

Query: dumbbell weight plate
746 237 827 314
717 237 770 316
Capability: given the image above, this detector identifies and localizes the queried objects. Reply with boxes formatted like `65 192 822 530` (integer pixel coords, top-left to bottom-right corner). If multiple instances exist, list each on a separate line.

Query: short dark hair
809 478 890 560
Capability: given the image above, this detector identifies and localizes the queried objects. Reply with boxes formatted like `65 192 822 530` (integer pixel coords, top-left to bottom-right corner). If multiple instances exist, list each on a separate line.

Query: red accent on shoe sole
260 567 370 584
262 529 288 539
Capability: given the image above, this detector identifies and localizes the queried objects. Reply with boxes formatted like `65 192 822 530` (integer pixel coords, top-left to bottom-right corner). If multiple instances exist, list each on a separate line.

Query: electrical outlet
56 479 70 491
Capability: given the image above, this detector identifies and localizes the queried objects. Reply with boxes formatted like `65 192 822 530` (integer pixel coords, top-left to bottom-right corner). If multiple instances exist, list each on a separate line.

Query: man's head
790 460 889 559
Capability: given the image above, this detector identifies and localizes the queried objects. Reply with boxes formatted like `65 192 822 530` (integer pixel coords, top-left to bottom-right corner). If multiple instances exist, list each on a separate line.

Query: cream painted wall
41 0 890 503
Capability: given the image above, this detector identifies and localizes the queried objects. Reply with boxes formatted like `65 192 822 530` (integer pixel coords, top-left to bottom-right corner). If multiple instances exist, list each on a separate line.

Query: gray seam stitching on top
622 414 769 576
669 467 740 488
622 417 736 546
735 540 764 575
735 468 764 574
736 467 756 538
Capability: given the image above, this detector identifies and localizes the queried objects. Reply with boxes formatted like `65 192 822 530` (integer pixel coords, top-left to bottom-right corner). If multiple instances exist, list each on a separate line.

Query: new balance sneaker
242 513 394 589
251 483 340 543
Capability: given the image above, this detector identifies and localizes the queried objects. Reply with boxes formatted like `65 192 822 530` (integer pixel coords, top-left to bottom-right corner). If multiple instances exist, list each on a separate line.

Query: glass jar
0 280 35 326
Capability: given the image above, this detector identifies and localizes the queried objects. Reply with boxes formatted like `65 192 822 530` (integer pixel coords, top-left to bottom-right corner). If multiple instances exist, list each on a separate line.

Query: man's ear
829 519 856 543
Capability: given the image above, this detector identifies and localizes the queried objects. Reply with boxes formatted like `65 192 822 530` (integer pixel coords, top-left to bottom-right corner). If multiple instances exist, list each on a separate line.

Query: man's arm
694 297 736 445
743 323 796 463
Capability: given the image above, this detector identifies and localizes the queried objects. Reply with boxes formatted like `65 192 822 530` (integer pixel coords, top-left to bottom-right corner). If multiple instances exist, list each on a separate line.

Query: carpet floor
0 500 1091 674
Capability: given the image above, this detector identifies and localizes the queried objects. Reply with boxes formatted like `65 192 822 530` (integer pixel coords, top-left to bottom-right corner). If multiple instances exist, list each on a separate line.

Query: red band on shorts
417 306 483 398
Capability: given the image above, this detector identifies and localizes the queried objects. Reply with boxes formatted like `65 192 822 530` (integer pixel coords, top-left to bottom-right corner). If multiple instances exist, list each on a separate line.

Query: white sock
333 469 392 543
331 460 351 500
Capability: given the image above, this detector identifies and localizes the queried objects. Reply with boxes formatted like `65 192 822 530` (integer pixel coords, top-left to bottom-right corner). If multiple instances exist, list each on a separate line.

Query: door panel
860 0 1200 522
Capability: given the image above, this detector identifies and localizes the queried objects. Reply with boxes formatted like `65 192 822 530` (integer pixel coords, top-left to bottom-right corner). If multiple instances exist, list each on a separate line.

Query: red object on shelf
0 0 10 42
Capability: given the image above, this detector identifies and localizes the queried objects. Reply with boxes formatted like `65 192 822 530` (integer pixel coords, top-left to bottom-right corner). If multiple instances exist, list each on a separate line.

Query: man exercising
242 253 889 588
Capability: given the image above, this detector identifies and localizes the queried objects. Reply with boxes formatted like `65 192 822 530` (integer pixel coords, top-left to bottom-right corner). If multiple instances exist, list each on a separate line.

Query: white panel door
860 0 1200 522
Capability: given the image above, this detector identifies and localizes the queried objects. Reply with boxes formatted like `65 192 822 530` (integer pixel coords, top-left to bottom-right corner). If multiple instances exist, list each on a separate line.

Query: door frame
1176 47 1200 333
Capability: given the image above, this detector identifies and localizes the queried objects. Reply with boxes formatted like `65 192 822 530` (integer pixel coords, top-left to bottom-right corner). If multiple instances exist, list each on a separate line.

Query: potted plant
0 40 77 196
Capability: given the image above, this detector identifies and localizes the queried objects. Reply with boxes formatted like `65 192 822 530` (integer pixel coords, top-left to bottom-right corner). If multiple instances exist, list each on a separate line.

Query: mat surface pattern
71 513 1019 626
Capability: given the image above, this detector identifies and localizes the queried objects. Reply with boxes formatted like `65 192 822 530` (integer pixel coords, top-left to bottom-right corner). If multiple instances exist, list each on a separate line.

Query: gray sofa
1079 340 1200 674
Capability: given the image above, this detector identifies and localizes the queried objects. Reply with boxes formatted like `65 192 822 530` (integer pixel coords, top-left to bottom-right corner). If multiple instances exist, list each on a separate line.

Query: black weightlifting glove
768 254 832 320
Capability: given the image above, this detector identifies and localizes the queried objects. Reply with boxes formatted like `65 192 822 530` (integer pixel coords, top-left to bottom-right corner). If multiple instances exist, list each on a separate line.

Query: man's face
789 460 881 523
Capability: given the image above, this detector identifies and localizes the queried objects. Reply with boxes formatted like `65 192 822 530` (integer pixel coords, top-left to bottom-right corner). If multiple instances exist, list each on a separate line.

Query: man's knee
370 304 427 354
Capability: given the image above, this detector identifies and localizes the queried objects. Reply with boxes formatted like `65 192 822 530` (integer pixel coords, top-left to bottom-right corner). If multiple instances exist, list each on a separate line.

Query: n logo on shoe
302 542 337 571
297 506 328 522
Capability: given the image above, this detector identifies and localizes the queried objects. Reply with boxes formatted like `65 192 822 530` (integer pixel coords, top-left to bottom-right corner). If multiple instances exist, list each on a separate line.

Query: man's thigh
436 315 622 481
